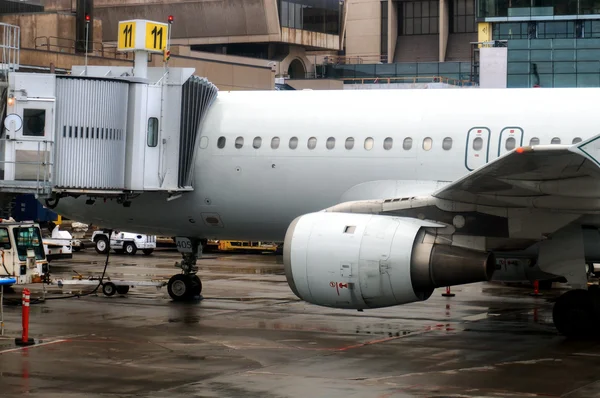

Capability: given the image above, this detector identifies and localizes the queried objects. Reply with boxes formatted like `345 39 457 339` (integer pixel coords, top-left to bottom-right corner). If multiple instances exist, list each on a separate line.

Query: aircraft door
143 85 161 189
497 127 523 157
9 100 55 181
465 127 490 171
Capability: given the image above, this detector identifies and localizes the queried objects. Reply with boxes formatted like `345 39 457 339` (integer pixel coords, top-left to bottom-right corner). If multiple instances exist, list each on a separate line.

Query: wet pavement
0 250 599 397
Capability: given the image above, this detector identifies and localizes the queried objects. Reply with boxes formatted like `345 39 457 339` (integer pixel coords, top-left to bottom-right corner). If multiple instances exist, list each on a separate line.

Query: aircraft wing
325 133 600 215
431 134 600 210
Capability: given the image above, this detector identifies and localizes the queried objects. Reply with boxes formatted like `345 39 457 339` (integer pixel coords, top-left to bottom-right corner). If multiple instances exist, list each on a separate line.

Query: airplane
51 87 600 339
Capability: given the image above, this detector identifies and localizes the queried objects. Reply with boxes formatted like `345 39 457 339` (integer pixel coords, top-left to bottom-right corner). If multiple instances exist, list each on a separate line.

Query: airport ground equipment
0 219 49 285
56 275 166 297
91 230 156 255
0 19 217 301
0 276 15 336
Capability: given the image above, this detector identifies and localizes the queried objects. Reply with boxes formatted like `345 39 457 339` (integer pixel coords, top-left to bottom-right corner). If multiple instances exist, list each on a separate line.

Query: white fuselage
55 88 600 241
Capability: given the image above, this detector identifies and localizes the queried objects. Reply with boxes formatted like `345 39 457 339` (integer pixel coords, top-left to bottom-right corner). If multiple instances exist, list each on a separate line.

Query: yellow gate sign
117 20 169 53
145 22 168 52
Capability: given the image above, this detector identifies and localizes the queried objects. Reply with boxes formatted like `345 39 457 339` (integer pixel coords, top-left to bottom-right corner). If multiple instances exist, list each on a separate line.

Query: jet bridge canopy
0 20 219 206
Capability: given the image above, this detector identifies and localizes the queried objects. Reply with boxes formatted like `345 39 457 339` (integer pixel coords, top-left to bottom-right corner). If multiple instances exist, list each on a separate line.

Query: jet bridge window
573 137 582 144
0 228 10 249
23 109 46 137
271 137 280 149
147 117 159 147
235 136 244 149
383 137 393 150
364 137 374 150
326 137 335 150
505 137 516 151
253 137 262 149
345 137 354 150
551 137 561 144
289 137 298 149
530 137 540 146
422 137 433 151
403 137 413 150
217 136 226 148
308 137 317 150
442 137 452 150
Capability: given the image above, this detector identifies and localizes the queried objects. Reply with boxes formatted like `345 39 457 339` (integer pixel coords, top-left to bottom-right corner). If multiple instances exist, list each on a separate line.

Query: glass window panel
442 137 452 150
404 19 414 34
281 1 289 27
295 3 302 28
507 62 530 74
422 1 429 16
414 2 421 16
403 137 413 150
573 137 583 144
431 17 439 33
289 3 295 28
530 137 540 145
23 109 46 137
505 137 516 151
423 137 433 151
533 61 552 73
271 137 280 149
554 61 576 73
376 64 396 76
554 74 577 87
396 63 418 75
507 74 530 88
551 137 561 144
147 117 158 147
217 136 226 149
345 137 354 150
307 137 317 149
406 2 413 17
508 50 530 62
577 73 600 87
577 61 600 73
431 1 439 16
530 50 552 62
364 137 374 150
414 18 422 34
538 74 553 87
289 137 298 149
253 136 262 149
326 137 335 149
384 137 393 150
422 17 430 33
235 136 244 149
577 49 600 61
473 137 483 151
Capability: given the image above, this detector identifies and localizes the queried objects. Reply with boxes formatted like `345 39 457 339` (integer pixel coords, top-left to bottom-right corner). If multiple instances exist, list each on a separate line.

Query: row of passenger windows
216 136 584 151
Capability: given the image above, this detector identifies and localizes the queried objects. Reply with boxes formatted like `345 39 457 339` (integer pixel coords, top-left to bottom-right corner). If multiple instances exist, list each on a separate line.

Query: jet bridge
0 19 218 207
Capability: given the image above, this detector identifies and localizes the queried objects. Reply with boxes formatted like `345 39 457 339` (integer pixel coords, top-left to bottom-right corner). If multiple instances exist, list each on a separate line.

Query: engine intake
284 212 494 310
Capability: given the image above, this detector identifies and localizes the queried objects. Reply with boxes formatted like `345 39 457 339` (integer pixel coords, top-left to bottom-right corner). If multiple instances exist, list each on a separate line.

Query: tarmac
0 249 599 397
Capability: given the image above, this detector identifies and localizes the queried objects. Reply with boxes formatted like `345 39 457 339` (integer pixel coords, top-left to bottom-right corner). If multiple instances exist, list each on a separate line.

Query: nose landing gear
167 237 204 301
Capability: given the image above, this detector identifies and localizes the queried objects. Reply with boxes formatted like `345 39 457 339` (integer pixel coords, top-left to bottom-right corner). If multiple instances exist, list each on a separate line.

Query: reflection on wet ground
0 251 598 397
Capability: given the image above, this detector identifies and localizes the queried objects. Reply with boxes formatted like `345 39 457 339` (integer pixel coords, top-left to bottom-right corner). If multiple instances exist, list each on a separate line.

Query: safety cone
529 280 542 297
442 286 455 297
15 289 35 346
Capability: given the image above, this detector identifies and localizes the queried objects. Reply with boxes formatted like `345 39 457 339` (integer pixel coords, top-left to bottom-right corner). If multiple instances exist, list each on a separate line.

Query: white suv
91 230 156 255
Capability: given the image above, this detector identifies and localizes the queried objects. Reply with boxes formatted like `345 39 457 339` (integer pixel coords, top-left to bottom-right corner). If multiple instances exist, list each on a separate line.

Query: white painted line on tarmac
0 339 67 354
462 312 489 321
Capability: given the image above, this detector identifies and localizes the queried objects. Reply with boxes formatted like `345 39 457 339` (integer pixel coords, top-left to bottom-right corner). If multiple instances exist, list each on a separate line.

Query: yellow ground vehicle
217 241 277 253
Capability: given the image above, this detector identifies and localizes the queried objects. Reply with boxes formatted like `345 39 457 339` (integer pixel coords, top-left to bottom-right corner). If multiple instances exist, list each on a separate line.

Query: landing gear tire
95 237 109 254
124 242 137 256
167 274 202 301
168 274 192 301
102 282 117 297
553 289 595 339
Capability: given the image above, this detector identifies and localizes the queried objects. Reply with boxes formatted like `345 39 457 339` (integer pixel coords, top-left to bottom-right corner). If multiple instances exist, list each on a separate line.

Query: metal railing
0 138 54 196
34 36 131 60
0 23 19 72
341 76 476 86
322 54 389 65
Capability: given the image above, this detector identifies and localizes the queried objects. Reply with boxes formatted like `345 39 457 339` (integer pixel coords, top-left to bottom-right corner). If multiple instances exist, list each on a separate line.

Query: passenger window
24 108 46 137
326 137 335 150
473 137 483 151
383 137 393 150
442 137 452 150
422 137 432 151
235 137 244 149
253 137 262 149
307 137 317 150
551 137 561 144
364 137 374 150
505 137 516 151
289 137 298 149
146 117 159 147
530 137 540 146
271 137 280 149
0 228 10 249
403 137 413 150
345 137 354 150
572 137 582 144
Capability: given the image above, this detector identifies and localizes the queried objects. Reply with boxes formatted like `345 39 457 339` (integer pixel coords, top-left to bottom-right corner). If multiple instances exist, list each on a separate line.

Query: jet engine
283 212 495 310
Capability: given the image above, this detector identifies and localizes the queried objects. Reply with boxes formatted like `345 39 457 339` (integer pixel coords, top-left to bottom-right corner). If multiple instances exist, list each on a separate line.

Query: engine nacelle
284 212 495 310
